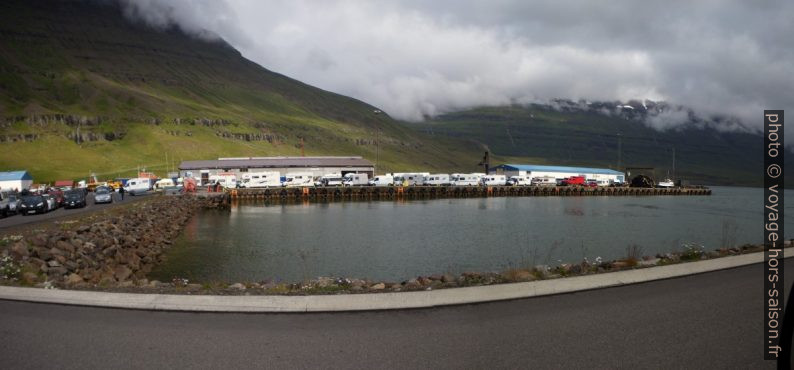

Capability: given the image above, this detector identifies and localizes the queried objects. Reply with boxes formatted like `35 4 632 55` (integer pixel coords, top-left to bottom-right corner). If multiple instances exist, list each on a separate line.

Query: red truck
561 176 585 186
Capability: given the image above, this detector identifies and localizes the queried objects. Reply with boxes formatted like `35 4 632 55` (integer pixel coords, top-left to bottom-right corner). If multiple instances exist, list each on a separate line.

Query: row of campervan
231 171 565 188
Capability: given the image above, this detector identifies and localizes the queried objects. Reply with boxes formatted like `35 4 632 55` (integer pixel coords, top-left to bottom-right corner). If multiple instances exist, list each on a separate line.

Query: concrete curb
0 250 787 312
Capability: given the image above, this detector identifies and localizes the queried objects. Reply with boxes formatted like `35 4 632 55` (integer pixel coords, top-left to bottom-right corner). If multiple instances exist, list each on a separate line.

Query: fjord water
150 186 791 283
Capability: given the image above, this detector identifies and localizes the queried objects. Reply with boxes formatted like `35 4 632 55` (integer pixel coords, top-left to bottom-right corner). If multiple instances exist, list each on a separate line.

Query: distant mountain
412 102 783 187
0 0 482 181
0 0 776 186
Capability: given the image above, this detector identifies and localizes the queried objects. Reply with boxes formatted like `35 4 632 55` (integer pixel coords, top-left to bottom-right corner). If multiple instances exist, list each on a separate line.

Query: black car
64 190 87 209
19 195 47 215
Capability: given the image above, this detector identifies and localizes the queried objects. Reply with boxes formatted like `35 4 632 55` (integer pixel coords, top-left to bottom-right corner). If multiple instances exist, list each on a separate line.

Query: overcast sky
121 0 793 132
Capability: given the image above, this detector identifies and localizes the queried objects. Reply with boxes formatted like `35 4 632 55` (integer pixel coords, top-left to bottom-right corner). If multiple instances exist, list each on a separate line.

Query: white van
531 176 557 187
482 175 507 186
424 174 450 186
241 171 281 188
451 174 480 186
342 173 369 186
368 175 394 186
124 178 151 195
282 172 313 187
209 174 238 188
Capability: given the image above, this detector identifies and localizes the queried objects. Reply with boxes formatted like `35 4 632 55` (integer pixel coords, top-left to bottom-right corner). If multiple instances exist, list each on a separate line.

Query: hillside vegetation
0 0 484 181
0 0 776 187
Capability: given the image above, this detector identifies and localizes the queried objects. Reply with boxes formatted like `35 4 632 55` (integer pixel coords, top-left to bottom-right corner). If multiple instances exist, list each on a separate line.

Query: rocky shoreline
0 194 229 288
0 197 784 295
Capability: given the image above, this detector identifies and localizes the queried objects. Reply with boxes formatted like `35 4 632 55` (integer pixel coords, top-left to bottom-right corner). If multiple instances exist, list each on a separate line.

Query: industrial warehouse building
489 164 626 184
178 156 374 184
0 170 33 191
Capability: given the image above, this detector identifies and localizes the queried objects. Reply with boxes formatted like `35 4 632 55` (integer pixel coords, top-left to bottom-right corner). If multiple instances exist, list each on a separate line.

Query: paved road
0 192 151 230
0 260 790 369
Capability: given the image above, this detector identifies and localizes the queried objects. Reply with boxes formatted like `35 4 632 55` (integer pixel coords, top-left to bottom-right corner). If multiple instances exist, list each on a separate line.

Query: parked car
163 186 185 196
64 190 87 208
5 193 21 215
46 188 65 207
94 186 114 204
19 195 48 215
0 191 13 217
42 194 57 211
561 176 586 186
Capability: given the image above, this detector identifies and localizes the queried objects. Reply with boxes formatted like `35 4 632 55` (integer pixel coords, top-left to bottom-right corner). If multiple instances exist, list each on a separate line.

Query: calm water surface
149 186 792 282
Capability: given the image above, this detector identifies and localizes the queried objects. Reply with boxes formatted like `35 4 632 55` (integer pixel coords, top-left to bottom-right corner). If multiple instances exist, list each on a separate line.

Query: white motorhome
282 172 313 187
368 175 394 186
394 173 425 186
342 173 369 186
482 175 507 186
531 176 557 187
124 178 151 195
209 174 238 188
507 175 532 186
241 171 281 188
424 174 450 186
314 173 343 187
451 173 480 186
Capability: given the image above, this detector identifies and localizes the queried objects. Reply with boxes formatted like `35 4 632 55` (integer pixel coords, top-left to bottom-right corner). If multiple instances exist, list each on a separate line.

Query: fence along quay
225 185 711 202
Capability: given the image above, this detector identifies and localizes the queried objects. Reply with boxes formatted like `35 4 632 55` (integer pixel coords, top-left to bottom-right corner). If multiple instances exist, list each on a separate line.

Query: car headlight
37 202 43 206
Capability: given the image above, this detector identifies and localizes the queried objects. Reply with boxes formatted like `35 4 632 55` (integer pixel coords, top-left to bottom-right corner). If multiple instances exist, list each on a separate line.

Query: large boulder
113 265 132 281
9 242 29 260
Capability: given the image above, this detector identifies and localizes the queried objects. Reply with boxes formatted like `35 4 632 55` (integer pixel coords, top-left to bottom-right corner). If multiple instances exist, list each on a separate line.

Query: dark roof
179 157 374 170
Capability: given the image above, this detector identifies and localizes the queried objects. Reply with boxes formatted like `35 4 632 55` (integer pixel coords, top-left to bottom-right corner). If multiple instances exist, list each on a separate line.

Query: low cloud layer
120 0 793 132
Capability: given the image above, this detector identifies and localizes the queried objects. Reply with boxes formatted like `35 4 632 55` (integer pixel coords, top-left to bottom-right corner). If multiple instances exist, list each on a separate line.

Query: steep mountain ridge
0 0 483 180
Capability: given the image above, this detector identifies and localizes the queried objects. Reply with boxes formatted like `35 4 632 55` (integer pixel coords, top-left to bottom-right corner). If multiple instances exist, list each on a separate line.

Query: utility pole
672 146 676 180
617 133 622 171
375 128 379 175
300 137 305 157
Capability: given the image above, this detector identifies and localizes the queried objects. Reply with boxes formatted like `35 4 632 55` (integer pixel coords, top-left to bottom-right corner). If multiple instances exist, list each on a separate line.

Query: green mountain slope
412 104 781 187
0 0 483 181
0 0 777 187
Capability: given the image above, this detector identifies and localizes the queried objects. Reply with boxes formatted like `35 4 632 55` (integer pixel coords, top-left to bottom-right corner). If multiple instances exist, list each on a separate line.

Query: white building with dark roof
178 156 374 184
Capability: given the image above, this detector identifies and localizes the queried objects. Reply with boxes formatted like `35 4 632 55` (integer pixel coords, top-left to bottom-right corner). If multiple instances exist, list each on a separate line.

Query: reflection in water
149 187 792 283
